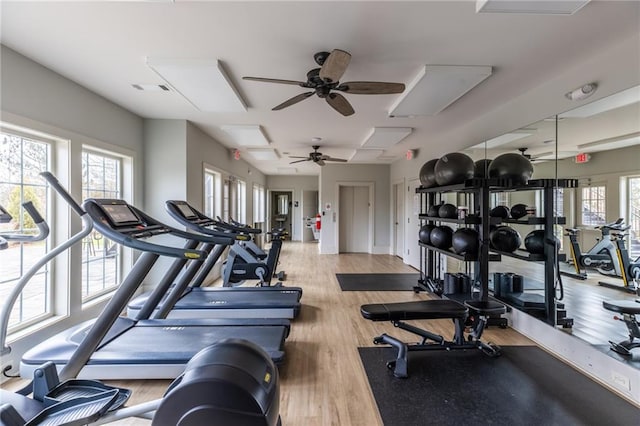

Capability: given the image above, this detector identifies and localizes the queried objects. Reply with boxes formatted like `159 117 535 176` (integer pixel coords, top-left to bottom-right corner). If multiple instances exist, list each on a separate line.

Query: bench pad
603 299 640 315
361 300 468 321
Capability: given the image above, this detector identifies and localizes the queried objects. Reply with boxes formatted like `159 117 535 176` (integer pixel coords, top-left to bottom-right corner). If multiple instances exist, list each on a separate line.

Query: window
253 184 265 224
627 176 640 258
490 192 510 208
0 131 51 329
553 187 564 251
581 185 606 226
204 168 222 219
81 150 122 301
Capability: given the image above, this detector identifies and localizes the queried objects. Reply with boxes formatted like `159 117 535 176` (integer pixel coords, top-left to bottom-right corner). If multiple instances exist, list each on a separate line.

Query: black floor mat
336 273 420 291
359 346 639 426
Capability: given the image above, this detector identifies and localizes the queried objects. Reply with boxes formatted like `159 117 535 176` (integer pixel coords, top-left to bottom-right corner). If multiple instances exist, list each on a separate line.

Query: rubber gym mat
358 346 639 426
336 273 420 291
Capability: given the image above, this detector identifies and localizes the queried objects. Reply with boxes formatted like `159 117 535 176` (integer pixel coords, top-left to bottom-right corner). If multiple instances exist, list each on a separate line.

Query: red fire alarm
575 153 590 163
233 149 241 161
406 150 415 160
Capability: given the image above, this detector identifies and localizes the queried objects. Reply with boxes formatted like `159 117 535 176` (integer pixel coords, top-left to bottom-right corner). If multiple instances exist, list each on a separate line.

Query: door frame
335 181 375 254
393 178 405 258
267 188 294 240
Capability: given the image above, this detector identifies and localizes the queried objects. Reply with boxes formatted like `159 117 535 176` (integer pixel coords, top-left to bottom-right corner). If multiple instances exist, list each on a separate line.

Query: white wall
318 164 390 254
0 45 145 375
266 175 318 241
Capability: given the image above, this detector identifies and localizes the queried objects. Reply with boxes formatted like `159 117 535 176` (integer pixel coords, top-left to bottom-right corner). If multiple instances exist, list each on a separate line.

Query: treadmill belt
359 346 639 426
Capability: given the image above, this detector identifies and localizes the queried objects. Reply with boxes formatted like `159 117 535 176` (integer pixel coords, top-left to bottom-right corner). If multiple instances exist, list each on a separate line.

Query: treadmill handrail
83 200 230 260
1 173 92 356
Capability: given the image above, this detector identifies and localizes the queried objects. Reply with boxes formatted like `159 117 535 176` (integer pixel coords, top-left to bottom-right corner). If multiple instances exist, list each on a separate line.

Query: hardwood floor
0 242 574 425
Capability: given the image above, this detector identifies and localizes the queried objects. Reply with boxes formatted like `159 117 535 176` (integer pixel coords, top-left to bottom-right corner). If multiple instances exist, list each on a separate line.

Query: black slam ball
490 205 511 219
438 203 458 219
452 228 479 256
434 153 475 186
510 203 528 220
487 153 534 186
490 226 522 253
427 204 441 217
474 159 492 178
524 229 560 254
419 159 439 188
419 224 436 244
430 226 454 249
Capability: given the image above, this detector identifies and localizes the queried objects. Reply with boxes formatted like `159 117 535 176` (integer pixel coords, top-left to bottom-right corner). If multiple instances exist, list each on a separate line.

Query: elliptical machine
563 218 626 279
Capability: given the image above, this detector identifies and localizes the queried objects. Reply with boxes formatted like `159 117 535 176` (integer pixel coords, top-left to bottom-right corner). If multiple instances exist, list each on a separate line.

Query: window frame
580 184 607 227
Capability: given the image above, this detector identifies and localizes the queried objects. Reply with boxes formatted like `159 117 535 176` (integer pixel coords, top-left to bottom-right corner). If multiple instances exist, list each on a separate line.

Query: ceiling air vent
132 84 170 91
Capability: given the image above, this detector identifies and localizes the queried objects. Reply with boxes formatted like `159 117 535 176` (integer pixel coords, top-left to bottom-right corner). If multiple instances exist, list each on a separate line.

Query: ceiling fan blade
290 158 311 164
319 49 351 83
315 158 326 166
324 157 347 162
243 76 306 86
337 81 405 94
272 92 314 111
289 155 310 159
326 93 355 116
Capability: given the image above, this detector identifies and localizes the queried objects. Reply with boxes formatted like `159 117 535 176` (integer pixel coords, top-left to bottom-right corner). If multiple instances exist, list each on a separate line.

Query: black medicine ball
427 205 440 217
419 159 439 188
490 226 522 253
434 153 475 186
510 203 528 219
419 224 436 244
438 203 458 219
430 226 454 249
452 228 479 256
488 153 534 186
490 205 510 219
524 229 560 254
474 159 492 178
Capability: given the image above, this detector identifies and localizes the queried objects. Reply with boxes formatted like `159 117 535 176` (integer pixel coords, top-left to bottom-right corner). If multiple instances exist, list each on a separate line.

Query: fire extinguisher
315 213 321 231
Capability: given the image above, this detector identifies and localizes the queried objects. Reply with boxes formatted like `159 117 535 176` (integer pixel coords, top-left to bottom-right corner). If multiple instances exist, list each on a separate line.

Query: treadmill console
97 201 142 227
176 203 198 220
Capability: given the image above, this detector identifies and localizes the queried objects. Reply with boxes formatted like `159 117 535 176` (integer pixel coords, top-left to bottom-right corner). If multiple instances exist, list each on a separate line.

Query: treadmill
126 200 302 319
21 196 289 381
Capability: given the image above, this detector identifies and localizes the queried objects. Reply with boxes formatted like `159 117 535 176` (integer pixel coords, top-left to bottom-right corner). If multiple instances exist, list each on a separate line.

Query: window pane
628 177 640 258
581 186 606 226
81 150 121 302
0 132 51 329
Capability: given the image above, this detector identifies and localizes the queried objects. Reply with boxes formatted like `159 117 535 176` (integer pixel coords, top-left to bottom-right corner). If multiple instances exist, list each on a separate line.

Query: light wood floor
2 242 537 425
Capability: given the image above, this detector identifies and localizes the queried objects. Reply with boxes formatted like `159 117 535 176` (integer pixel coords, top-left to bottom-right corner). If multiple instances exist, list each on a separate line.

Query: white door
394 182 404 258
405 179 421 269
301 190 318 242
339 186 370 253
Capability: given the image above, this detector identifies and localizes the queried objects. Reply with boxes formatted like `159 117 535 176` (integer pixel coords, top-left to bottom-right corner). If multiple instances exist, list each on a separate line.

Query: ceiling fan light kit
289 145 348 167
243 49 405 116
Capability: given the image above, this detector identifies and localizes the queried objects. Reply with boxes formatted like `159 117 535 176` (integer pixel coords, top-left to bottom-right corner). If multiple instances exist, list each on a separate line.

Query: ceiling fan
243 49 405 116
518 147 553 162
289 145 347 166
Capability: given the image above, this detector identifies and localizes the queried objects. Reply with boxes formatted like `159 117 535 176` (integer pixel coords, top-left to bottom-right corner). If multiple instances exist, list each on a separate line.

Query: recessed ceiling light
362 127 412 149
389 65 492 117
311 137 322 142
146 58 246 112
221 125 270 147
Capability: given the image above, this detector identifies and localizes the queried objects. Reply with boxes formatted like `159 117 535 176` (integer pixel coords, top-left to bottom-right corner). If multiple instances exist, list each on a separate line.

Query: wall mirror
478 85 640 365
277 194 289 216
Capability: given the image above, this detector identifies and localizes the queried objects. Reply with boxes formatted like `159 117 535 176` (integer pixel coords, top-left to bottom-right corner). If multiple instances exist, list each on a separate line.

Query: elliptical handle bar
0 202 49 243
40 172 85 217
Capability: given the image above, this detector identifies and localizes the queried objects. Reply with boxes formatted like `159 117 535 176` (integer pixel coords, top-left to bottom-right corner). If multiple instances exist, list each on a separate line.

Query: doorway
302 190 319 242
338 184 372 253
393 181 404 258
405 178 421 269
270 190 293 239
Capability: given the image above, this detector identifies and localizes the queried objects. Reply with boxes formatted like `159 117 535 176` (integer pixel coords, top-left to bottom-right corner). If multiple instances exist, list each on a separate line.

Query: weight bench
361 299 506 378
602 299 640 356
